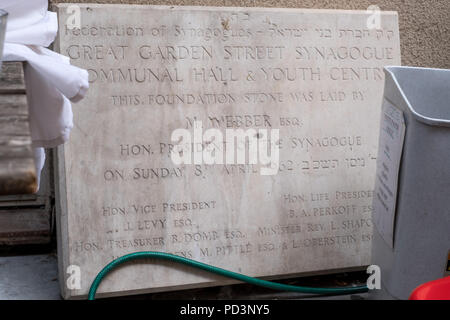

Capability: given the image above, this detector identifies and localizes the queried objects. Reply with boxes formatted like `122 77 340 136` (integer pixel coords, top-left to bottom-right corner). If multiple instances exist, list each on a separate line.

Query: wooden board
0 62 37 195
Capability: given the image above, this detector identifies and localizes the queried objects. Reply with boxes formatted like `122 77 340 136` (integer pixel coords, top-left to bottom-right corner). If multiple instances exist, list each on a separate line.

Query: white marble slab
54 4 400 299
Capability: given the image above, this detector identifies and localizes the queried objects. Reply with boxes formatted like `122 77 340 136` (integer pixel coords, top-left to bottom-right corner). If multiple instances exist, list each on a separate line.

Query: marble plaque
54 4 400 299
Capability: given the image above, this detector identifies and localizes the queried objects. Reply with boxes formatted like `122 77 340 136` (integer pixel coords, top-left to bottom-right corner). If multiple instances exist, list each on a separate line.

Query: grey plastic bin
371 66 450 300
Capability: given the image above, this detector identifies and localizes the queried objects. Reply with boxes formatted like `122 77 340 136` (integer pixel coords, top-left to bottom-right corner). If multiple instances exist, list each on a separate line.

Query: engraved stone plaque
54 4 400 298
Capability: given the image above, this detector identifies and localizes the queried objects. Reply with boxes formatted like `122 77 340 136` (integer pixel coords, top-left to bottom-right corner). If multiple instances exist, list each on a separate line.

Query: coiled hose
88 251 368 300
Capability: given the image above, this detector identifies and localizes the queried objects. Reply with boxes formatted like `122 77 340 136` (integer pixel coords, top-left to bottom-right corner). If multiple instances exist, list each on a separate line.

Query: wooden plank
0 94 28 115
0 62 36 195
0 61 50 245
0 62 26 94
0 208 51 245
0 150 53 205
0 159 37 195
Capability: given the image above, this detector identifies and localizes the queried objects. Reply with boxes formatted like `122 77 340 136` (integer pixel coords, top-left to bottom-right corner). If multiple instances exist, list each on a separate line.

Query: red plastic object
409 276 450 300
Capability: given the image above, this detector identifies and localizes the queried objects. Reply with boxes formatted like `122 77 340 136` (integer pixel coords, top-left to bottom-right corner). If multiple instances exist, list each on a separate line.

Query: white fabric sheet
0 0 89 191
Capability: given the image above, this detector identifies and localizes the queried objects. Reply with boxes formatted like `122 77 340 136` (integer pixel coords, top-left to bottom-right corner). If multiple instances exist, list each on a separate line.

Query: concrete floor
0 254 61 300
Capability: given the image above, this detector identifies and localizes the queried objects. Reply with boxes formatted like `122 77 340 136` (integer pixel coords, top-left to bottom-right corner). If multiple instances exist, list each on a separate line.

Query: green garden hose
88 251 368 300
